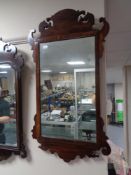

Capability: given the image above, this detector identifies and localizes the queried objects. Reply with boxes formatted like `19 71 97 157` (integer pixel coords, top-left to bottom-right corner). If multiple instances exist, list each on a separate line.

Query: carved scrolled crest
0 39 17 54
38 9 96 36
78 11 95 25
28 9 109 61
0 40 24 71
39 9 95 32
39 17 53 32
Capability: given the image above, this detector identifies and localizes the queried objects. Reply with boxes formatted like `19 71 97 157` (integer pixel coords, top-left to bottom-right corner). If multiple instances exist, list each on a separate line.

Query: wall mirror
0 40 26 160
29 9 111 162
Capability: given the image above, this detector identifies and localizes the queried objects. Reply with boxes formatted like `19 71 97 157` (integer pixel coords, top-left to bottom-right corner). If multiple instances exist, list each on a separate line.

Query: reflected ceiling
40 37 95 73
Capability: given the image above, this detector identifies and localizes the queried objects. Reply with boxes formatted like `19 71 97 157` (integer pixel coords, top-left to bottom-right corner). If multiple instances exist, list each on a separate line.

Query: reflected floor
107 124 124 149
41 125 96 142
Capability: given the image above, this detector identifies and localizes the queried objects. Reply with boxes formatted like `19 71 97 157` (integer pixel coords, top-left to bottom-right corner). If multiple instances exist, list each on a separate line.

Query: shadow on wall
20 49 36 162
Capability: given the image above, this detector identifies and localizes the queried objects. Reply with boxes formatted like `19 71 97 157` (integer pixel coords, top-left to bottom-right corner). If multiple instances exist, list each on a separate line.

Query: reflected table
41 113 96 142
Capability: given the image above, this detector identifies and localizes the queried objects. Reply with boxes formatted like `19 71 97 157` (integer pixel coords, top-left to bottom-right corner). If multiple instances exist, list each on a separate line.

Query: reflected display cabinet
28 9 111 162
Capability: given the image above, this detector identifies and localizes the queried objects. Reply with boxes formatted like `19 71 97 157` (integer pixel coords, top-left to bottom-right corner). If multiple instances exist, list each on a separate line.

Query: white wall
106 83 124 101
106 67 123 84
0 1 108 175
105 0 131 169
124 66 131 167
115 83 123 100
0 0 105 40
107 84 114 98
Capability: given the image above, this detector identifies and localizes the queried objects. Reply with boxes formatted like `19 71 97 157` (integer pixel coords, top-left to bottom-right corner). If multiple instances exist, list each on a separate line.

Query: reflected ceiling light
0 64 11 69
67 61 85 65
43 45 48 49
59 72 67 74
41 70 52 73
0 71 8 74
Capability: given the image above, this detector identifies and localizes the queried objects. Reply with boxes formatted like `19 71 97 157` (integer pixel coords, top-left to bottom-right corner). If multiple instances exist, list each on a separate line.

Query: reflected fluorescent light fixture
67 61 85 65
43 45 48 49
86 68 95 72
0 64 11 69
59 72 67 74
41 70 52 73
0 71 8 74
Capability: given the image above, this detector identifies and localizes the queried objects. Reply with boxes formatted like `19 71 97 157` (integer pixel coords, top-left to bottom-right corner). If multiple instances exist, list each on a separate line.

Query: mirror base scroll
0 150 12 161
32 114 111 162
20 144 27 158
0 146 27 161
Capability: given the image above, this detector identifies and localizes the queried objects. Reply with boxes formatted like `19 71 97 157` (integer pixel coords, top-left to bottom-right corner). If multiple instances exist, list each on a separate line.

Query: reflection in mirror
0 64 17 146
40 37 96 142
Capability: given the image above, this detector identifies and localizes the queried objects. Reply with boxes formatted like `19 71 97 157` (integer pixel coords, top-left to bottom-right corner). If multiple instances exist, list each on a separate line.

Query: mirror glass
0 64 17 146
40 37 96 142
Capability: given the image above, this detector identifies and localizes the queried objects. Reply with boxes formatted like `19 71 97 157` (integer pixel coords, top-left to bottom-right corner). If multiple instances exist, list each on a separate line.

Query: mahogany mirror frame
29 9 111 162
0 40 26 161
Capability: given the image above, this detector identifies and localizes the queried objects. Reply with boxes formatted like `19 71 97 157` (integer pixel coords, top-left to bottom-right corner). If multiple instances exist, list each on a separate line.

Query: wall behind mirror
0 64 17 147
40 37 96 142
0 0 109 174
